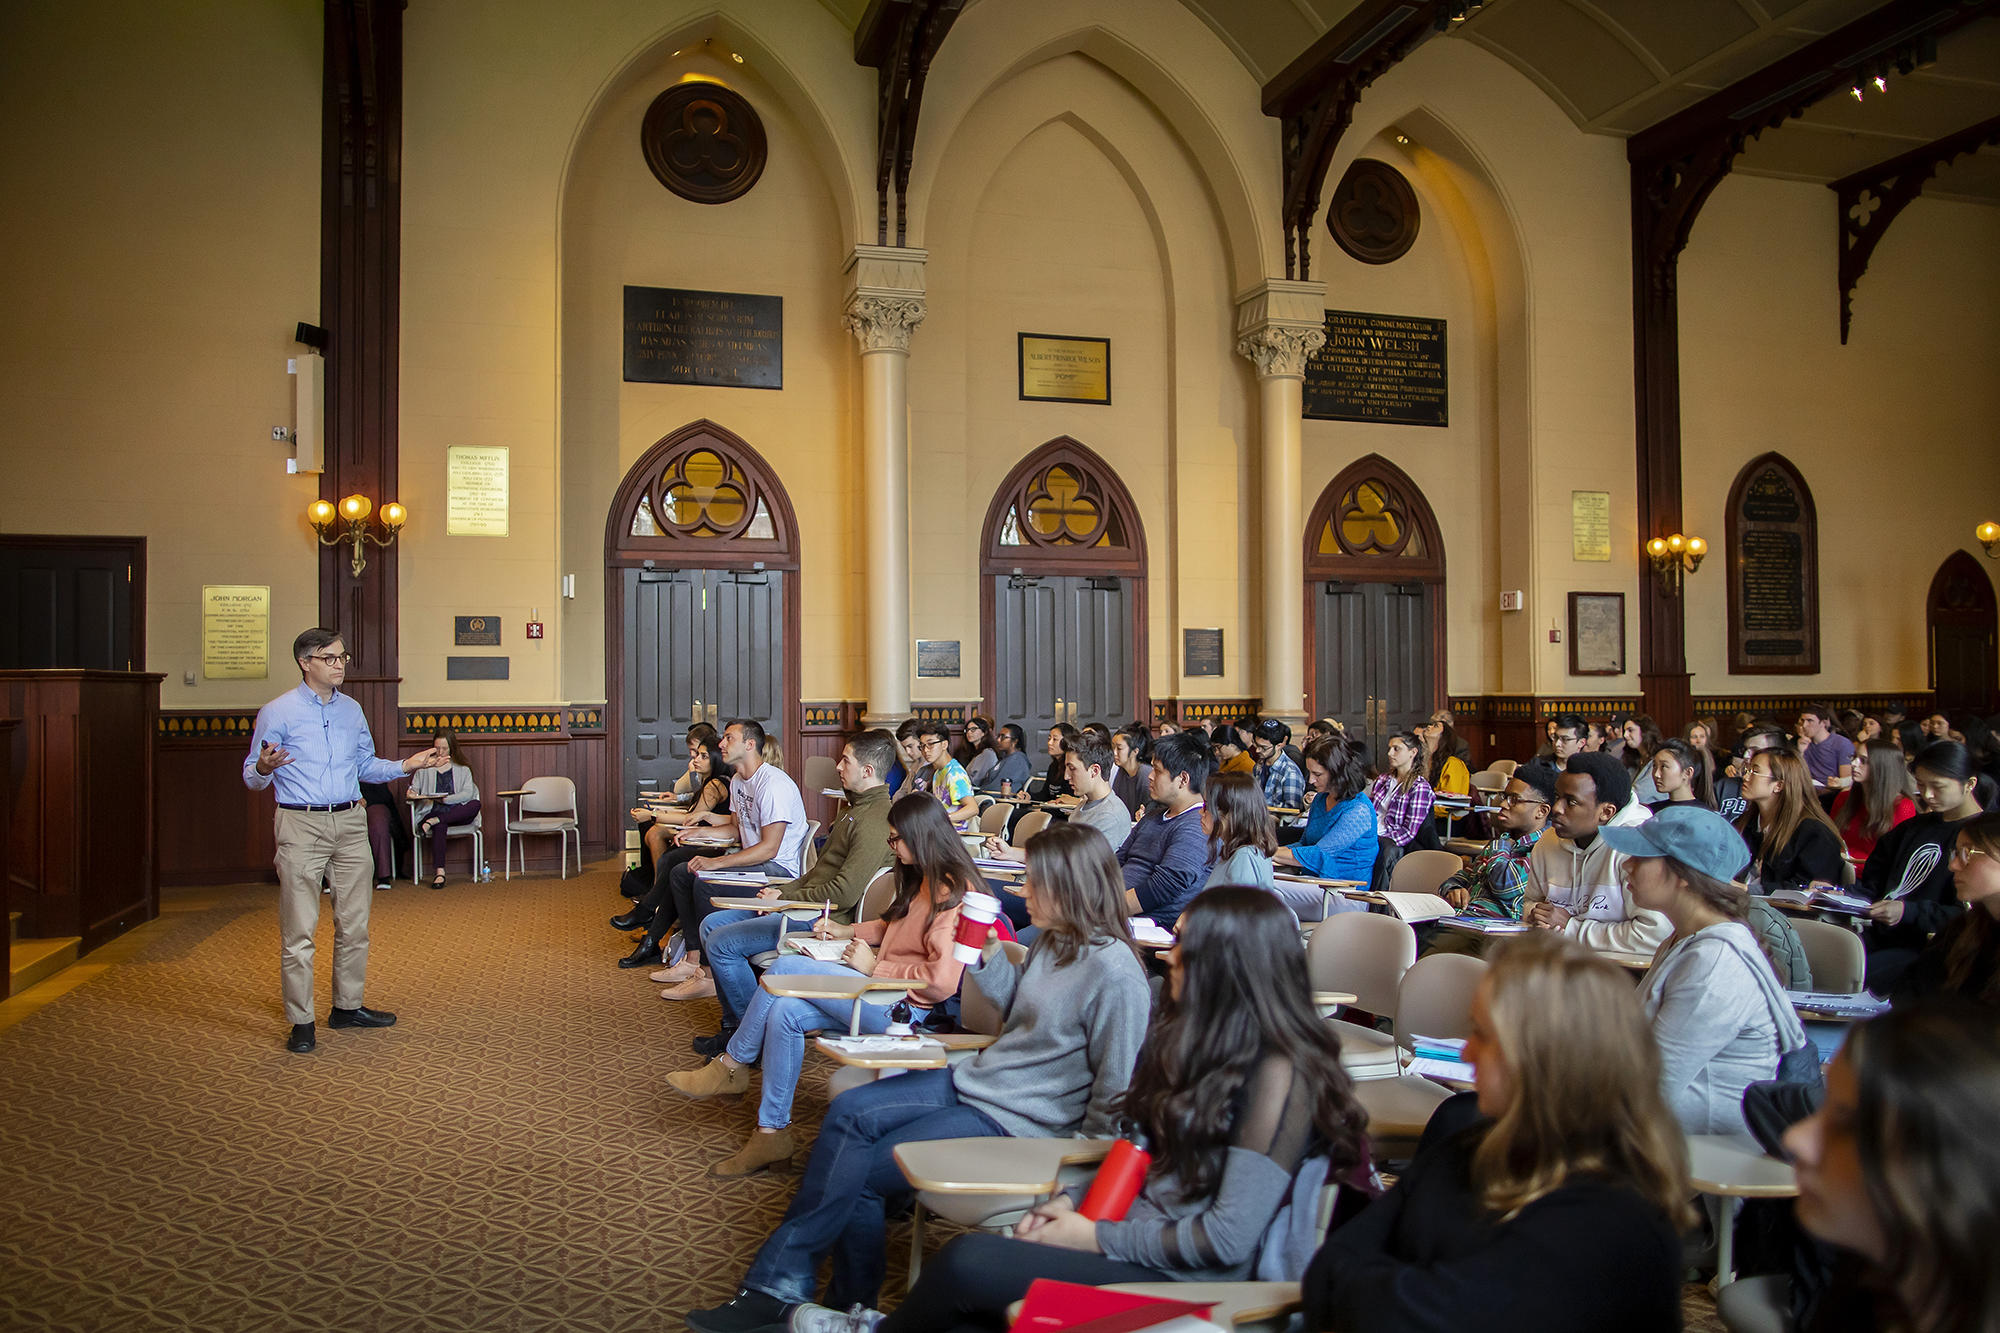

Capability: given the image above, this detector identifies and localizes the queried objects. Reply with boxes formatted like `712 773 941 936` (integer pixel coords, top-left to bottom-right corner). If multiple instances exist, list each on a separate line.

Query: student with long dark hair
1622 714 1666 806
1860 741 1993 994
1648 737 1715 811
1201 770 1280 896
1304 932 1690 1331
1831 739 1916 864
1369 731 1435 851
613 733 731 968
959 715 998 787
1895 812 2000 1005
686 824 1150 1333
407 728 481 888
1111 723 1154 818
1275 735 1377 904
1784 1001 2000 1333
1736 747 1846 895
667 795 972 1178
826 888 1373 1333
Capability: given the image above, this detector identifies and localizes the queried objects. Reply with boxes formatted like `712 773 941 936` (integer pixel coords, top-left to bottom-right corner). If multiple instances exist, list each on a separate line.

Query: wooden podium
1 671 162 971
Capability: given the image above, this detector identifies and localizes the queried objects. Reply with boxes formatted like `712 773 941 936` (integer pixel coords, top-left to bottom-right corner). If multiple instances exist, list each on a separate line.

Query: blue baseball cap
1599 804 1751 882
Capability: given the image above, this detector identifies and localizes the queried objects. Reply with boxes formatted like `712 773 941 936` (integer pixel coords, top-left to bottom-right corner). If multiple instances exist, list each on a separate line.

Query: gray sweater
950 935 1151 1140
1069 793 1135 852
1640 922 1806 1135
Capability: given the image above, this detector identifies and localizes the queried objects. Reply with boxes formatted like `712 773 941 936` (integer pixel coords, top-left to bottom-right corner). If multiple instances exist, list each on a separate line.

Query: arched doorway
605 420 801 806
979 438 1148 737
1927 550 1997 716
1304 455 1447 755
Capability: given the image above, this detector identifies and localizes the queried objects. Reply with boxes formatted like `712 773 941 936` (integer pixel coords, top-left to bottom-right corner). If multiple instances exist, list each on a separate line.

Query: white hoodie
1522 804 1671 955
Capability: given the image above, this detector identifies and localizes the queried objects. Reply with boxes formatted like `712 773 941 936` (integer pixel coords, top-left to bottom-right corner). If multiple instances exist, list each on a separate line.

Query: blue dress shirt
243 683 406 806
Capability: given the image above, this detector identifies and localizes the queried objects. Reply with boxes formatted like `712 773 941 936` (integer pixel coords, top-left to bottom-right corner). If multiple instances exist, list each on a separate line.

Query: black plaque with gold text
1303 310 1447 427
623 286 782 389
1726 456 1820 674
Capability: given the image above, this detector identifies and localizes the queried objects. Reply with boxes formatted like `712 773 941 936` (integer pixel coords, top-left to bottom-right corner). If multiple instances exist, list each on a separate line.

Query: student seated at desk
407 729 481 889
1248 717 1305 811
1041 723 1079 800
1418 718 1470 822
1433 760 1560 923
1830 739 1914 864
910 721 981 826
1274 735 1377 915
1369 732 1437 853
975 723 1035 796
1784 1001 2000 1333
1858 741 1991 994
959 715 998 790
1894 812 2000 1006
890 720 923 799
982 734 1132 864
1303 931 1691 1333
1111 724 1154 818
1117 731 1214 930
1603 805 1808 1136
667 794 970 1179
1736 747 1846 896
849 888 1376 1333
1200 771 1279 895
688 731 899 1050
1646 738 1715 813
620 730 730 909
685 824 1150 1333
1520 753 1670 956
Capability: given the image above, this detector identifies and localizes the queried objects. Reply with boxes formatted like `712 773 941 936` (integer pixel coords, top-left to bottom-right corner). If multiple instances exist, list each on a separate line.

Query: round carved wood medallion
1327 158 1420 264
640 81 768 205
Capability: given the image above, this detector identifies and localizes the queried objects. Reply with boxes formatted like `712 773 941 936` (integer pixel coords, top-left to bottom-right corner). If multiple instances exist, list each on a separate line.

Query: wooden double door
990 573 1135 736
620 566 785 805
1314 579 1434 756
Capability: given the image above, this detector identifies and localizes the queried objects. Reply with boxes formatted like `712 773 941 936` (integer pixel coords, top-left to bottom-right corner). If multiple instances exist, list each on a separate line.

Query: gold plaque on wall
1571 490 1611 562
202 585 270 679
447 445 510 536
1018 334 1110 405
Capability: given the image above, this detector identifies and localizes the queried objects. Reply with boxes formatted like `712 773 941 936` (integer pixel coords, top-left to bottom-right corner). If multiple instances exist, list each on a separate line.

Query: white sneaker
788 1304 883 1333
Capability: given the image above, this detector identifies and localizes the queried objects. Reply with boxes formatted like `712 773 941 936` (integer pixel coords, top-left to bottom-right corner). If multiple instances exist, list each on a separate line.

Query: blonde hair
1736 747 1840 866
1473 933 1694 1228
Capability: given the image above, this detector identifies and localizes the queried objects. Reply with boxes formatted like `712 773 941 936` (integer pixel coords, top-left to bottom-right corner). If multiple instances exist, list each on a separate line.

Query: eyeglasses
1952 844 1989 865
1495 793 1549 809
887 832 906 848
304 652 353 666
920 739 947 752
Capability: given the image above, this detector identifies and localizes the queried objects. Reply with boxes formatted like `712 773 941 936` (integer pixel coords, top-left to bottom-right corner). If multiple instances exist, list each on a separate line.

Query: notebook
1442 915 1531 934
1788 990 1888 1020
1012 1279 1217 1333
1378 891 1458 924
1766 886 1871 915
780 936 849 962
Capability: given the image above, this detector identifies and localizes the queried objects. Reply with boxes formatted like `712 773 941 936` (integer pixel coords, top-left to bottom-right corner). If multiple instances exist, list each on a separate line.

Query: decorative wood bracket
1832 114 2000 343
1262 2 1439 280
854 0 964 247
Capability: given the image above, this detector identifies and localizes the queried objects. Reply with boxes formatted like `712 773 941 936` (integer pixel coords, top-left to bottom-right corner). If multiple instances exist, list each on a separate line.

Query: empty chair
1790 916 1865 994
802 754 839 796
1388 849 1463 899
1470 771 1508 794
1488 759 1518 777
1308 912 1416 1078
1011 809 1052 847
978 803 1011 836
503 776 581 878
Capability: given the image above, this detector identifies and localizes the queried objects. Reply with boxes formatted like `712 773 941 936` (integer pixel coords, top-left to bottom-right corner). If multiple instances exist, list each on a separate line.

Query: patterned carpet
0 869 1722 1332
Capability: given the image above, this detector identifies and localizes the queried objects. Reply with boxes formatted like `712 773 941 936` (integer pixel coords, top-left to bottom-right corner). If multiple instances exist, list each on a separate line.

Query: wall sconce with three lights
1646 532 1707 596
309 494 405 577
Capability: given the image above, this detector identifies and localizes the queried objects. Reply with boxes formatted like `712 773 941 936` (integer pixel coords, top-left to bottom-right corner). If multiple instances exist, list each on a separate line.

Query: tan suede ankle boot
664 1057 751 1101
710 1127 795 1178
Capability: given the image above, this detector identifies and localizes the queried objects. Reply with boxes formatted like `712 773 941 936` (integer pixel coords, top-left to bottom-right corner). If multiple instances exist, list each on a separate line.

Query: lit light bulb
1686 536 1708 557
1850 85 1864 101
1978 521 2000 544
308 499 336 527
339 493 372 522
1873 76 1887 92
380 502 407 528
1647 538 1669 558
1666 533 1687 554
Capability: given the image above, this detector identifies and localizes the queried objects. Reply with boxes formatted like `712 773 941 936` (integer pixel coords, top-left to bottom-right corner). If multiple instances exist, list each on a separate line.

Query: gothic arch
1927 550 1998 715
1724 452 1819 675
1303 454 1448 719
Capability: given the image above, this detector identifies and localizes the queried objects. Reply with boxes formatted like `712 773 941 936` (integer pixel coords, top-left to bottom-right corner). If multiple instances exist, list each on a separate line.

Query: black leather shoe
610 908 654 931
327 1006 398 1029
691 1028 736 1057
617 940 664 969
286 1022 316 1053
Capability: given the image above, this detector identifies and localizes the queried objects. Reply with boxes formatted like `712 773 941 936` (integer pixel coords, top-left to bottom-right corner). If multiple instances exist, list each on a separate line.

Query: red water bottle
1077 1126 1151 1221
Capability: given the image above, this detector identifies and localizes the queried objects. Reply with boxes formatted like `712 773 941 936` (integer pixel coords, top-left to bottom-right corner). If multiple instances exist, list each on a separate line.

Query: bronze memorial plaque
1726 456 1820 674
1303 311 1447 427
1183 628 1224 678
624 286 782 389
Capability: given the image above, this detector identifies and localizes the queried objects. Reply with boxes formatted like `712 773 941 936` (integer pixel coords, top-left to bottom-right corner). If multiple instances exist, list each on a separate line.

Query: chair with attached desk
409 794 485 882
1011 809 1052 847
1687 1133 1798 1289
1469 770 1507 795
797 818 822 876
1485 759 1518 777
894 1136 1118 1286
1309 912 1416 1077
822 939 1026 1101
1789 915 1865 994
803 755 839 798
1350 953 1487 1157
501 776 581 879
978 802 1011 836
1388 849 1463 899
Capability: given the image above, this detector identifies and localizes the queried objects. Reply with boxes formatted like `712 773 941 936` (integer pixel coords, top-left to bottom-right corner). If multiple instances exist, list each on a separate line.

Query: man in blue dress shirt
244 628 449 1053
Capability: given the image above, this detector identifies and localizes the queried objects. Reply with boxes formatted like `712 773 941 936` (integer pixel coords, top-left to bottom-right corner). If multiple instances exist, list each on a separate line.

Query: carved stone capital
1235 325 1325 379
843 294 927 353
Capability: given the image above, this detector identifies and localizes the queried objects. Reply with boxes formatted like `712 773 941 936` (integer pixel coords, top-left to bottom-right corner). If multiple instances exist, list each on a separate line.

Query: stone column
843 245 928 730
1235 279 1327 731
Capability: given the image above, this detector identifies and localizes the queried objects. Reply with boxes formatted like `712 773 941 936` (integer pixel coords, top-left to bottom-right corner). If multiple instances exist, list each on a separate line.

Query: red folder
1010 1279 1215 1333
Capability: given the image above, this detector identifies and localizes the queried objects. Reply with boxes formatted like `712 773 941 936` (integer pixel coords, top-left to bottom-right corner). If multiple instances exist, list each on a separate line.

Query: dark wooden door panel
0 545 135 671
1060 577 1130 730
993 575 1060 736
1315 583 1372 744
623 568 700 804
1376 583 1432 740
708 570 785 740
1315 581 1433 755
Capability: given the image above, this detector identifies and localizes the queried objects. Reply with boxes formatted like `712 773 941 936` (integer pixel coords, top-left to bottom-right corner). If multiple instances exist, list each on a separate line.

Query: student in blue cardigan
1275 734 1379 900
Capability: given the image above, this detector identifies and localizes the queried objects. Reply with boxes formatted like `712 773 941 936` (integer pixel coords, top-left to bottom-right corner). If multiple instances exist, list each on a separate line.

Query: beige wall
0 0 323 710
1679 172 2000 696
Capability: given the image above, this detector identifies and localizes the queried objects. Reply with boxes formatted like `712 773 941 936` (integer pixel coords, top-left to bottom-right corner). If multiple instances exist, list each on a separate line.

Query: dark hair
1799 702 1836 726
1150 731 1215 797
846 729 899 784
1082 723 1114 746
1304 735 1370 804
1913 740 1999 813
1021 823 1141 969
726 718 767 754
1661 855 1750 925
1424 723 1462 788
1204 771 1278 863
1942 813 2000 1004
1211 722 1243 754
291 627 342 677
687 735 730 806
1739 722 1792 756
1552 711 1586 740
1621 714 1665 774
1115 724 1154 765
1564 751 1632 812
1650 738 1715 808
916 719 953 746
1842 738 1909 843
1840 1000 2000 1333
1051 722 1079 743
426 727 465 766
1513 759 1561 806
686 721 719 750
999 722 1027 751
1067 733 1116 785
881 795 979 925
1121 888 1368 1202
897 718 923 740
959 716 995 763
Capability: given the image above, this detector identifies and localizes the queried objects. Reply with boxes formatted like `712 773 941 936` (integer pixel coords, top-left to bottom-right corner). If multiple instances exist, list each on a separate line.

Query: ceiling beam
1831 113 2000 342
854 0 965 247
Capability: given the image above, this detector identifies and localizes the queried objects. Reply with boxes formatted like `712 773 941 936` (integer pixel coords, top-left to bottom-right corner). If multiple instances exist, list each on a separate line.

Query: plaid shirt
1437 827 1544 920
1255 751 1306 811
1368 773 1436 846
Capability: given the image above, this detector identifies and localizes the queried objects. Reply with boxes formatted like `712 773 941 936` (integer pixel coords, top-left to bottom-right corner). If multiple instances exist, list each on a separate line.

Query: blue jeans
742 1066 1006 1309
727 956 915 1130
705 910 820 1025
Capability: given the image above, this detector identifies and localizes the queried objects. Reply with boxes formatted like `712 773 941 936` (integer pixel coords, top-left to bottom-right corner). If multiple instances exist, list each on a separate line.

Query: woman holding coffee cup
665 795 977 1178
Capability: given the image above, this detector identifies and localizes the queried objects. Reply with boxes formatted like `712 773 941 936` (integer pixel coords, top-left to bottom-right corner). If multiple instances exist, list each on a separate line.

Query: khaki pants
275 806 373 1025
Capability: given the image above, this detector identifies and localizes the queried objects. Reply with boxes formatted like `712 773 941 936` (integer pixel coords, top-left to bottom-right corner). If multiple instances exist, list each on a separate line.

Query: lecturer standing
244 627 449 1053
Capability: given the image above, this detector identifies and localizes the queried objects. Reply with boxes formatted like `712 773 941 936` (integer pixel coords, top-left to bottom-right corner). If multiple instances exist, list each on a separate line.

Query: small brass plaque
1018 333 1110 405
455 616 501 646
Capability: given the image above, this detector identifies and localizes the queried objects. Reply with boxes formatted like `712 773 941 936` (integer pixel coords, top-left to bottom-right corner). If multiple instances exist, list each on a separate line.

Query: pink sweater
852 886 964 1006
